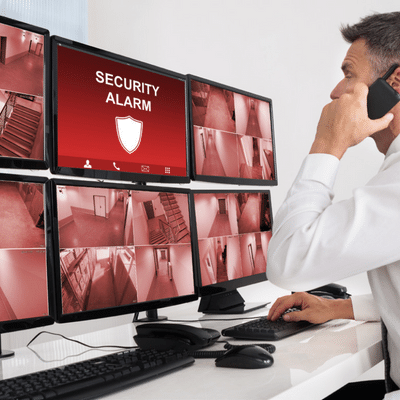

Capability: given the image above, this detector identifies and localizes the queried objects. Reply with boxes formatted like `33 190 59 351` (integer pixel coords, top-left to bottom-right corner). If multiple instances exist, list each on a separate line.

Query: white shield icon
115 116 143 154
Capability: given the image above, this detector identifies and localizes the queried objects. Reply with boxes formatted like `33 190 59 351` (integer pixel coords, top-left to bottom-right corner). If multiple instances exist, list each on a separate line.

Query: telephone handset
367 63 400 120
134 323 221 352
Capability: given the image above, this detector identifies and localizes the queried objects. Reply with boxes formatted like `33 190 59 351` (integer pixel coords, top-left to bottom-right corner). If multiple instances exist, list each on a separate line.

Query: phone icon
113 162 120 170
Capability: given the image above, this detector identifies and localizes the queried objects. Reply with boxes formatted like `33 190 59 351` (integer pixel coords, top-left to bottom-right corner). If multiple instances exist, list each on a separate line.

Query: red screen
0 180 48 322
193 192 272 287
56 184 195 315
56 45 187 177
191 79 276 183
0 21 45 162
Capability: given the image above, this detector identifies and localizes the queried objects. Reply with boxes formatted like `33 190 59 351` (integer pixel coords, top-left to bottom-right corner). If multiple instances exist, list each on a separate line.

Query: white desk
0 301 383 400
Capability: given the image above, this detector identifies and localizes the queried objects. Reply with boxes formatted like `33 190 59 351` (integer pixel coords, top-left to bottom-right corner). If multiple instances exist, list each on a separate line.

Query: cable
27 330 276 363
188 350 227 358
225 343 276 354
188 342 276 359
27 331 138 351
167 313 270 324
133 303 271 325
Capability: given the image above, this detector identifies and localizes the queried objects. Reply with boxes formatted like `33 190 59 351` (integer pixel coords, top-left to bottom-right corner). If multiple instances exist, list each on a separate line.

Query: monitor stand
198 289 268 314
0 334 14 359
133 309 168 323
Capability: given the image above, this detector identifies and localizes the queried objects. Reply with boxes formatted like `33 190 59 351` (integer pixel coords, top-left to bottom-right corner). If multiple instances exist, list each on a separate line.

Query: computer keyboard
221 313 315 341
0 347 194 400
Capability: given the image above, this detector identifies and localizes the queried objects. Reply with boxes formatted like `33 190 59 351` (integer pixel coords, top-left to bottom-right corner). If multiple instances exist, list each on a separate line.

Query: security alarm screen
56 44 187 177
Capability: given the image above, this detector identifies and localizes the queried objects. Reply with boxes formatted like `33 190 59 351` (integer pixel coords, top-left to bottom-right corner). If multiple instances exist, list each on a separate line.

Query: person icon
84 160 92 168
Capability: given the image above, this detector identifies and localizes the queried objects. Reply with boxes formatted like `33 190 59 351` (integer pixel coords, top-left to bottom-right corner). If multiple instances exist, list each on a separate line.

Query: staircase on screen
0 103 41 158
149 193 190 245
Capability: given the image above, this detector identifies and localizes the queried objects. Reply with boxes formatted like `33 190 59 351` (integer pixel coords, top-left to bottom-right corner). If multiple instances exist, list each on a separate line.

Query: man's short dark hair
340 12 400 76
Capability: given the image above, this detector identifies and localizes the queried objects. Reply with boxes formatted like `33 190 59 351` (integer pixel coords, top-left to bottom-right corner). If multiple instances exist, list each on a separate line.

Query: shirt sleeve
384 389 400 400
351 294 380 321
267 152 400 292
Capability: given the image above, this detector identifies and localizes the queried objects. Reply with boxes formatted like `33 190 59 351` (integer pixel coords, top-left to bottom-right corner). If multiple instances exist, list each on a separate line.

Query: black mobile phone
367 63 400 120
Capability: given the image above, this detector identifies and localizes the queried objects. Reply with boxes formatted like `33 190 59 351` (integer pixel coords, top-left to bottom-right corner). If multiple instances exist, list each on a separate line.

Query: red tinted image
193 192 272 286
60 246 138 314
57 185 132 249
191 80 275 181
0 22 45 160
0 180 45 249
57 185 195 314
56 45 187 177
0 180 48 322
135 244 194 302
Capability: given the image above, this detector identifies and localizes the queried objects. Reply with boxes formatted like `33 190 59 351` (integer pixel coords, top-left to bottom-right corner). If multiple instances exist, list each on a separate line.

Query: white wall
0 0 88 42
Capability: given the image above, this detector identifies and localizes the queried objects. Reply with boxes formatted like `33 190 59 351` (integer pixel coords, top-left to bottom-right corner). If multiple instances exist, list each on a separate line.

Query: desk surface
0 303 383 400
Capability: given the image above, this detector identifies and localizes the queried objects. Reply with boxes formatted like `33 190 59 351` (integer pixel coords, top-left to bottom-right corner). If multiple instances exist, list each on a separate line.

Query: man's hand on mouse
310 82 394 160
267 292 354 324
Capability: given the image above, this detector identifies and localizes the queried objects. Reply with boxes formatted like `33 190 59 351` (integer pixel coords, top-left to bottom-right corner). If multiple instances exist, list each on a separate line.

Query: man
266 12 400 399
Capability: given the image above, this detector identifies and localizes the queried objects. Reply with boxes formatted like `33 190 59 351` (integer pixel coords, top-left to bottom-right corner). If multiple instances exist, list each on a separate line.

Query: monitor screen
0 16 50 170
0 174 53 355
188 75 277 186
51 36 189 184
191 189 272 313
48 179 197 323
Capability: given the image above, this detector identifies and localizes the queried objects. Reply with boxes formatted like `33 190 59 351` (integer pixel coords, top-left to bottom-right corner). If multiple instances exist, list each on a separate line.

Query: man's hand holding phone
311 82 394 159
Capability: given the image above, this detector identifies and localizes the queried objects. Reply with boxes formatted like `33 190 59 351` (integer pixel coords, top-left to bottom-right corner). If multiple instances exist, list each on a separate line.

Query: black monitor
191 189 272 314
47 178 198 324
187 75 277 186
51 36 190 184
0 174 54 358
0 16 50 170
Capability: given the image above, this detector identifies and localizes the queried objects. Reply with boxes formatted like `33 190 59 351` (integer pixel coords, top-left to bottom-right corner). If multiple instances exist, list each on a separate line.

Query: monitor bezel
0 16 50 170
187 74 277 186
47 178 198 324
189 188 272 298
50 35 190 184
0 173 54 334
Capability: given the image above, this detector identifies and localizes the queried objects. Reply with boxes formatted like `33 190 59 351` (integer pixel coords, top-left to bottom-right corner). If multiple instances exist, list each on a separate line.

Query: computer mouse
215 345 274 369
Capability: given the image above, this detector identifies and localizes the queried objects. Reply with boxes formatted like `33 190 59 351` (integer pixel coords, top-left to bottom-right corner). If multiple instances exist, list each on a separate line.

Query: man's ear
389 67 400 93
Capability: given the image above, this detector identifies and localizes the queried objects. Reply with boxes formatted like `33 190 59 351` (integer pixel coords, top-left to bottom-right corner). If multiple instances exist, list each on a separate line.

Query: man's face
330 38 399 152
330 39 376 100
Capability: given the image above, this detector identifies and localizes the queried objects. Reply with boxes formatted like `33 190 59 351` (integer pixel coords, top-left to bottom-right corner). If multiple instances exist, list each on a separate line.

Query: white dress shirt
267 134 400 390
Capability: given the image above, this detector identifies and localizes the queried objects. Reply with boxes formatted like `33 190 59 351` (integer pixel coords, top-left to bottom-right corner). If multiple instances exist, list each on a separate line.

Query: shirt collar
385 134 400 158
